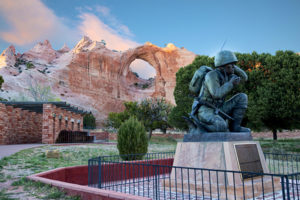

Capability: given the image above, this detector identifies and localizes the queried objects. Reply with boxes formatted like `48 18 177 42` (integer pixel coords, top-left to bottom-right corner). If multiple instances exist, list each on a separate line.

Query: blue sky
0 0 299 77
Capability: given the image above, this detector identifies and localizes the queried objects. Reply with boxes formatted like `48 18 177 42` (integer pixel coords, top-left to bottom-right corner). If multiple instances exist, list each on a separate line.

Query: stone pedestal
163 141 281 199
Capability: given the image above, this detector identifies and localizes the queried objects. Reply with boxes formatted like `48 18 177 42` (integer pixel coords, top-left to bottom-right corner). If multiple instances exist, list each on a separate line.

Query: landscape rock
45 149 60 158
0 45 16 68
0 36 196 126
21 40 59 64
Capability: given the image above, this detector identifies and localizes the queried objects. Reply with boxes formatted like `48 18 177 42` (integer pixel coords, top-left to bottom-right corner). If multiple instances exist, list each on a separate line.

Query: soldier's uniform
196 50 250 132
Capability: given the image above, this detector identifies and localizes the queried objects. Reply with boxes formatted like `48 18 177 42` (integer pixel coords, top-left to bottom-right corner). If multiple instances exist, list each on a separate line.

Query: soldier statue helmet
188 50 251 133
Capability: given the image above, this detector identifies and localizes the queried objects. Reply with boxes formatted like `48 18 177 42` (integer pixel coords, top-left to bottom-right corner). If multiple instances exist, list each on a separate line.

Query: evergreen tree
117 117 148 160
83 112 96 129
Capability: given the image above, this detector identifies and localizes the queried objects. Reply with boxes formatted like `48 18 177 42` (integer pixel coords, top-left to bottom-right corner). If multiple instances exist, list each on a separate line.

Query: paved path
0 144 45 160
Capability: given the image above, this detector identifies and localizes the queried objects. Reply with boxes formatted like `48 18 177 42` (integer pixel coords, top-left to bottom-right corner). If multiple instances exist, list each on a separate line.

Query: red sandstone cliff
0 37 196 126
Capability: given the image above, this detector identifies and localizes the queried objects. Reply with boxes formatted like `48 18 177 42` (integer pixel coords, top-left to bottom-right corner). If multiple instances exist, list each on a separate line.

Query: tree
245 51 300 140
106 101 139 128
168 55 214 130
170 51 300 140
117 117 148 160
106 98 173 138
137 98 173 138
83 112 96 129
27 78 57 101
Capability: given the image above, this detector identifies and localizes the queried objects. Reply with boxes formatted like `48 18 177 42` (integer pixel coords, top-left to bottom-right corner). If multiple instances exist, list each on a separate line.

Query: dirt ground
252 130 300 139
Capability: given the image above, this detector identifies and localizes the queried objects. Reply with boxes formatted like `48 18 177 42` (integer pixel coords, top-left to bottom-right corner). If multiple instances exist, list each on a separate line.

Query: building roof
0 101 87 114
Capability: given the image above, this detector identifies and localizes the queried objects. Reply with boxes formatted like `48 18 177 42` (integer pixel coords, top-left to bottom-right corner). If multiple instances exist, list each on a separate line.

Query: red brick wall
0 103 84 145
0 103 43 144
89 131 109 140
0 103 8 144
42 104 84 144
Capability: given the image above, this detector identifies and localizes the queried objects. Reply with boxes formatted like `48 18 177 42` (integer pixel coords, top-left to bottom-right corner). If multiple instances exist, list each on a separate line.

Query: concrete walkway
0 144 45 160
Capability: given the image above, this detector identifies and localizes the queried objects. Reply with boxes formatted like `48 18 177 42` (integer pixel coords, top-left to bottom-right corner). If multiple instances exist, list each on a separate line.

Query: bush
117 117 148 160
0 76 3 89
26 62 34 69
83 112 96 129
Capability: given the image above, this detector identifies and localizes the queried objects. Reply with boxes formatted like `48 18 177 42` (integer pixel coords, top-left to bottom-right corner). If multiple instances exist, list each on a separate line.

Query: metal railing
88 152 300 200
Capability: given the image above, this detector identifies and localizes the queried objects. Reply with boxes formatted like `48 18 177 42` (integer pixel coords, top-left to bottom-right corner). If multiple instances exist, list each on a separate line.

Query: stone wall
0 103 42 144
0 103 84 145
42 104 83 144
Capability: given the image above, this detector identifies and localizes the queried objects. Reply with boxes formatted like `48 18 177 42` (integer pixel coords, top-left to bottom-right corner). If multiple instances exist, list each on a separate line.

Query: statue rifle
195 98 234 121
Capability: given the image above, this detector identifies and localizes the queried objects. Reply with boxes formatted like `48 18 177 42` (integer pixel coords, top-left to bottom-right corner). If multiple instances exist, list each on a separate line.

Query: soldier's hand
229 75 241 85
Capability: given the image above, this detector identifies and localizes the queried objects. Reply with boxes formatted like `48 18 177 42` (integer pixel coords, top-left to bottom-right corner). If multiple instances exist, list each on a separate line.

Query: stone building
0 101 86 144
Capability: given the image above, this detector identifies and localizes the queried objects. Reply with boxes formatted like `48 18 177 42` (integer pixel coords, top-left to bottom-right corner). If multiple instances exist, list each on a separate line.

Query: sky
0 0 299 78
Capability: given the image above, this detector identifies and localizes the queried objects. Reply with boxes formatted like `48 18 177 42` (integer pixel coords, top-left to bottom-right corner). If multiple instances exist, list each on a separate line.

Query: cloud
95 5 110 17
0 0 74 46
0 0 155 79
94 5 133 37
78 13 139 51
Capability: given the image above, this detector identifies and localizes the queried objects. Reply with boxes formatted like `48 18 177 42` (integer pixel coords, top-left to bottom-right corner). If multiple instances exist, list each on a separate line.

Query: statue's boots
231 108 251 132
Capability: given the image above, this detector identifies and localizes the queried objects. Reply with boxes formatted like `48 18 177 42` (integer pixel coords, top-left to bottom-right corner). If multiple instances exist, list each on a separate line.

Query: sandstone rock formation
0 45 16 68
58 44 70 54
0 37 196 126
21 40 60 64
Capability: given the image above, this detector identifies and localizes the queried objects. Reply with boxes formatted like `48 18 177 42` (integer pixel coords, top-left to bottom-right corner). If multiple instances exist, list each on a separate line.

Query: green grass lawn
0 138 177 200
256 138 300 153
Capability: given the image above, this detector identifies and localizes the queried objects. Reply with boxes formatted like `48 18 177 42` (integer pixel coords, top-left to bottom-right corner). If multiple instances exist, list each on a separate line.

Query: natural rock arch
57 41 196 125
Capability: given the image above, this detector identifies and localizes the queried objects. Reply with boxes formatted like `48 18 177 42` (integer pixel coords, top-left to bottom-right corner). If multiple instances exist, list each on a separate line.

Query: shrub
0 76 3 89
83 112 96 129
117 117 148 160
26 62 34 69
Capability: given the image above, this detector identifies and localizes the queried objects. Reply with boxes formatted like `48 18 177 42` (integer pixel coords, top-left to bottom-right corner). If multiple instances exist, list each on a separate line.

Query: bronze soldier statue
188 50 250 133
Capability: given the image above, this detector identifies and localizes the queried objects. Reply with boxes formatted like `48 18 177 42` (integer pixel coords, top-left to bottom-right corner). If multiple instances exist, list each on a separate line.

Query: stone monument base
183 132 253 142
163 141 281 199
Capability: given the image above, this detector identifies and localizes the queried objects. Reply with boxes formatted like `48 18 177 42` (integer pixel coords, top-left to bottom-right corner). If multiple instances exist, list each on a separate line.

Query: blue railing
88 152 300 200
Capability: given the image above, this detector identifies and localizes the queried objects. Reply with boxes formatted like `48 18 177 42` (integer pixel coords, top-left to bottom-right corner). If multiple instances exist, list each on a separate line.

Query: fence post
88 160 91 186
98 157 102 188
285 175 290 200
281 176 286 200
155 165 158 199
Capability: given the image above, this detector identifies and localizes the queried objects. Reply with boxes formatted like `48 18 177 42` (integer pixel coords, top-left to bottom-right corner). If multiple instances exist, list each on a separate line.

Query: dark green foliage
106 102 138 128
26 62 34 69
0 76 6 101
83 112 96 129
117 117 148 160
245 51 300 139
142 83 149 89
137 98 173 138
106 98 173 138
168 55 214 130
0 76 3 89
171 51 300 139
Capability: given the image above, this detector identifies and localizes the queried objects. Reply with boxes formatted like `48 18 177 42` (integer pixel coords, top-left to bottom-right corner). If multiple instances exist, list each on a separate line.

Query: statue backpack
189 66 213 95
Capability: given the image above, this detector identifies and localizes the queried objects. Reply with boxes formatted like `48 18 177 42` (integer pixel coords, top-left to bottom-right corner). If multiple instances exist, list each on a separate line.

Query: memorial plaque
234 144 263 180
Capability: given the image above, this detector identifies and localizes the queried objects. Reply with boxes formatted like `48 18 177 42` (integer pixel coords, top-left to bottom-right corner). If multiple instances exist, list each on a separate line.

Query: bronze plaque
235 144 263 180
